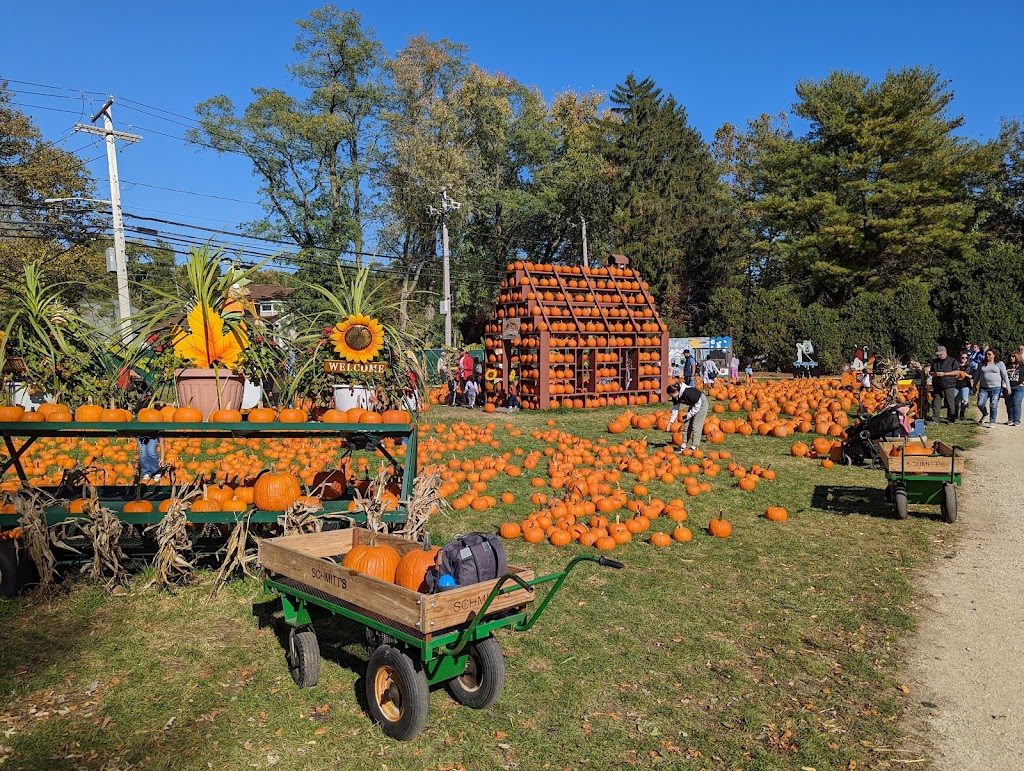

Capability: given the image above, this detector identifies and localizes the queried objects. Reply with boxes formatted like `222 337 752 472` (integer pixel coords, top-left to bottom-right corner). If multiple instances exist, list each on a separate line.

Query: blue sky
3 0 1021 260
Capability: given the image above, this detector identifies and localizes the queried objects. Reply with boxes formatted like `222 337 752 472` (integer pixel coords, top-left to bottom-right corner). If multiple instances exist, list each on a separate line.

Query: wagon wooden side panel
258 529 535 635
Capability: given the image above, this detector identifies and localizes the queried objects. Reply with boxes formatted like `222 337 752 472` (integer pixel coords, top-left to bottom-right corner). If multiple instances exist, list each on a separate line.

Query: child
464 378 479 408
507 383 519 410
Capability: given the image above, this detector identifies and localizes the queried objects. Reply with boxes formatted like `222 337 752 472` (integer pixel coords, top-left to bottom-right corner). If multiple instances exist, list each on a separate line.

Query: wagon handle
437 555 625 656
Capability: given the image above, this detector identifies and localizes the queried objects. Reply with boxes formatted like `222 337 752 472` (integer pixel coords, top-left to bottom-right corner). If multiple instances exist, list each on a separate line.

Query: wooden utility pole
75 98 141 340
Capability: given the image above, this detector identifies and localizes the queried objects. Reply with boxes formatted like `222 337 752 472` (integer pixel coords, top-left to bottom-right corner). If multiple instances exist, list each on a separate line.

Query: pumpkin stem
422 532 432 550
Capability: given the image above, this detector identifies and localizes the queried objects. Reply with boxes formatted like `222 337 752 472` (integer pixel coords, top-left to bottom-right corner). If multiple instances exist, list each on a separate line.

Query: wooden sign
324 360 388 374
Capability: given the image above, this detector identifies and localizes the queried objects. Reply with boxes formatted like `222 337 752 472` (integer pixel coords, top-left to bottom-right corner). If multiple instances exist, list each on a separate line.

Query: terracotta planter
174 368 245 420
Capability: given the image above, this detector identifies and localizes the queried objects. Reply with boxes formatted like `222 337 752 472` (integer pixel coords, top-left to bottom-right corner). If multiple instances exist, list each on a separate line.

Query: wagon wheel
446 635 505 709
365 645 429 740
288 627 320 689
893 486 909 520
940 483 957 524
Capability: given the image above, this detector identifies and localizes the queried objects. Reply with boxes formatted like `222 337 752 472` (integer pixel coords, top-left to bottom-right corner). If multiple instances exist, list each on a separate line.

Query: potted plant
129 245 282 419
285 265 425 413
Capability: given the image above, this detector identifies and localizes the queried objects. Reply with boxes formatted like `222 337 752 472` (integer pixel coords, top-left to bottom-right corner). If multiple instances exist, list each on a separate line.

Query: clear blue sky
3 0 1021 260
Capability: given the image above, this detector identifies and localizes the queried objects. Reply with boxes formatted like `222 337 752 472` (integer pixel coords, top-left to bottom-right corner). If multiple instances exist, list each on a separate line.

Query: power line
120 179 262 206
0 77 106 97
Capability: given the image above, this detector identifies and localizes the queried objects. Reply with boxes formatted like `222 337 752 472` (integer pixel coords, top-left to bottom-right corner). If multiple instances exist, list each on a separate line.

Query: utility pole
75 98 141 341
580 215 589 269
430 187 461 348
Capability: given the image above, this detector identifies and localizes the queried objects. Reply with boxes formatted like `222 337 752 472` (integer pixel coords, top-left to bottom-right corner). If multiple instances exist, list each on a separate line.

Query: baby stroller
840 402 912 467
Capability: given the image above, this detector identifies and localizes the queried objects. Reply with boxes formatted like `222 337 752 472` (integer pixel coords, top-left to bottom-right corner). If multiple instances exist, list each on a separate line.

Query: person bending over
666 383 709 451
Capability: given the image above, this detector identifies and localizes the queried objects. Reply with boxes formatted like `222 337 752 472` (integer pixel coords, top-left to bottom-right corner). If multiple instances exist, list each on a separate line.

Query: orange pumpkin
278 408 308 423
342 535 401 583
708 511 732 538
253 471 302 510
394 536 441 592
74 404 103 422
247 407 277 423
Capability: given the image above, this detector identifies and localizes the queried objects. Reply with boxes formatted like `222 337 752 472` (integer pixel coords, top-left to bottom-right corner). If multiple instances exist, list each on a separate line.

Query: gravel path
904 424 1024 769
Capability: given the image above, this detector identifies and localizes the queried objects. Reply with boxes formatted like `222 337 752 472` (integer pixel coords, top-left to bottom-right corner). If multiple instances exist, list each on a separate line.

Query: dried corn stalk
351 470 390 535
395 469 448 542
873 355 923 409
78 496 129 588
145 482 201 590
282 500 323 536
210 510 258 596
14 489 71 592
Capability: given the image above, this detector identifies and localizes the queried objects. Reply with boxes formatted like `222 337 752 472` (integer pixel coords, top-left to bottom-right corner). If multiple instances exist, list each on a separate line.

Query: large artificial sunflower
172 304 249 369
330 314 385 363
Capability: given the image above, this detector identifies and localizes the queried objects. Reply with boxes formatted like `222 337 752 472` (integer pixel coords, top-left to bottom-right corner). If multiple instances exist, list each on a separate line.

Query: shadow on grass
812 483 893 518
254 596 373 714
0 583 108 695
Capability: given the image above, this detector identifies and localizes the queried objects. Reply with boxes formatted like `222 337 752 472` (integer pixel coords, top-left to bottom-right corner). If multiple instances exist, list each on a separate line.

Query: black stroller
840 401 912 467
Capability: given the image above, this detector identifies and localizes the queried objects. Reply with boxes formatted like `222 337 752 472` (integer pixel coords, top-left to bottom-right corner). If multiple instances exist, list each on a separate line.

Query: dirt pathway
904 425 1024 768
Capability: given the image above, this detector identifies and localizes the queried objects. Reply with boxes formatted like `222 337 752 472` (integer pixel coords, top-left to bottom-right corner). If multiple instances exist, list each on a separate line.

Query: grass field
0 401 977 770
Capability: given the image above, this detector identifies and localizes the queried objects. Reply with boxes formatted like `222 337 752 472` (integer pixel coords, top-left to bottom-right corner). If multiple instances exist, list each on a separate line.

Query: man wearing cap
682 349 696 387
926 345 959 424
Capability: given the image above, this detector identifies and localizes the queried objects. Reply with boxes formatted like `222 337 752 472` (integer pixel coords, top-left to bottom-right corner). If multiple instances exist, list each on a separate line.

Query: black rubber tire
0 541 19 598
446 635 505 709
365 645 430 741
894 487 909 520
288 628 320 689
840 452 853 466
941 484 957 524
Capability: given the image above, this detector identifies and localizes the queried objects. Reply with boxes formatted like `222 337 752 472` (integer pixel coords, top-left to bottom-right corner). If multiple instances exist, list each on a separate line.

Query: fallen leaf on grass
314 727 328 736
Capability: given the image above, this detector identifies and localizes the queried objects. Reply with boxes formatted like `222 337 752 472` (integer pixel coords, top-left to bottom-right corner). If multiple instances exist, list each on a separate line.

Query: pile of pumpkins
0 403 412 425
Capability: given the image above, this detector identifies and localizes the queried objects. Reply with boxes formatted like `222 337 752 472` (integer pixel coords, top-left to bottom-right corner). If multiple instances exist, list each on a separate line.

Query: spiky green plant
0 262 117 407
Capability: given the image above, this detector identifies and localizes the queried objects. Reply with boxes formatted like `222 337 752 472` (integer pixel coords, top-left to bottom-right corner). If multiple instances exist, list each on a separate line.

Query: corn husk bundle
395 469 449 542
872 355 923 409
145 482 202 590
282 499 323 537
351 470 390 536
14 489 72 592
210 509 258 596
77 496 129 588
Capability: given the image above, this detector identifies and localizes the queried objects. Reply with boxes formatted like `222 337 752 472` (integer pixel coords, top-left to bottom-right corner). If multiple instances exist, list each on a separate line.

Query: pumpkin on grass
649 531 671 548
708 510 732 538
765 507 788 522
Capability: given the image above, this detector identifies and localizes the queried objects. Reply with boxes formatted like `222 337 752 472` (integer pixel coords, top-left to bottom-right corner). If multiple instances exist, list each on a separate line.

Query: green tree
730 67 999 305
189 6 387 262
931 242 1024 352
378 35 473 333
741 287 801 370
0 82 104 308
600 75 739 325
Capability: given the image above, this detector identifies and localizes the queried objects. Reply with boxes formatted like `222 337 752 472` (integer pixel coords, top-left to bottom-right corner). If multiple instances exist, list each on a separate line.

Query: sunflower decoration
330 314 385 363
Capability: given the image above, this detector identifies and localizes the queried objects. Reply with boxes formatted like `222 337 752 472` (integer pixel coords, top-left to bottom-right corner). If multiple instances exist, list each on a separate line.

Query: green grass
0 402 976 770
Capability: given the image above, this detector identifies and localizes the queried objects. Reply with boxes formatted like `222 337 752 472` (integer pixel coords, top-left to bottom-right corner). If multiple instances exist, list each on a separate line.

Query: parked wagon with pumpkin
259 527 623 740
874 438 963 523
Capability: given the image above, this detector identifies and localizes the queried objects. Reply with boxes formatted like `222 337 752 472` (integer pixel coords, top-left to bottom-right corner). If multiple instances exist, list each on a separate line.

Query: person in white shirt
666 383 708 451
703 358 719 389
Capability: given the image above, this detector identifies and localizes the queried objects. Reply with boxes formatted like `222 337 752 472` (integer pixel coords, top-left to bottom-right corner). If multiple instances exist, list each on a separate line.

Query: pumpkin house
483 256 668 410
